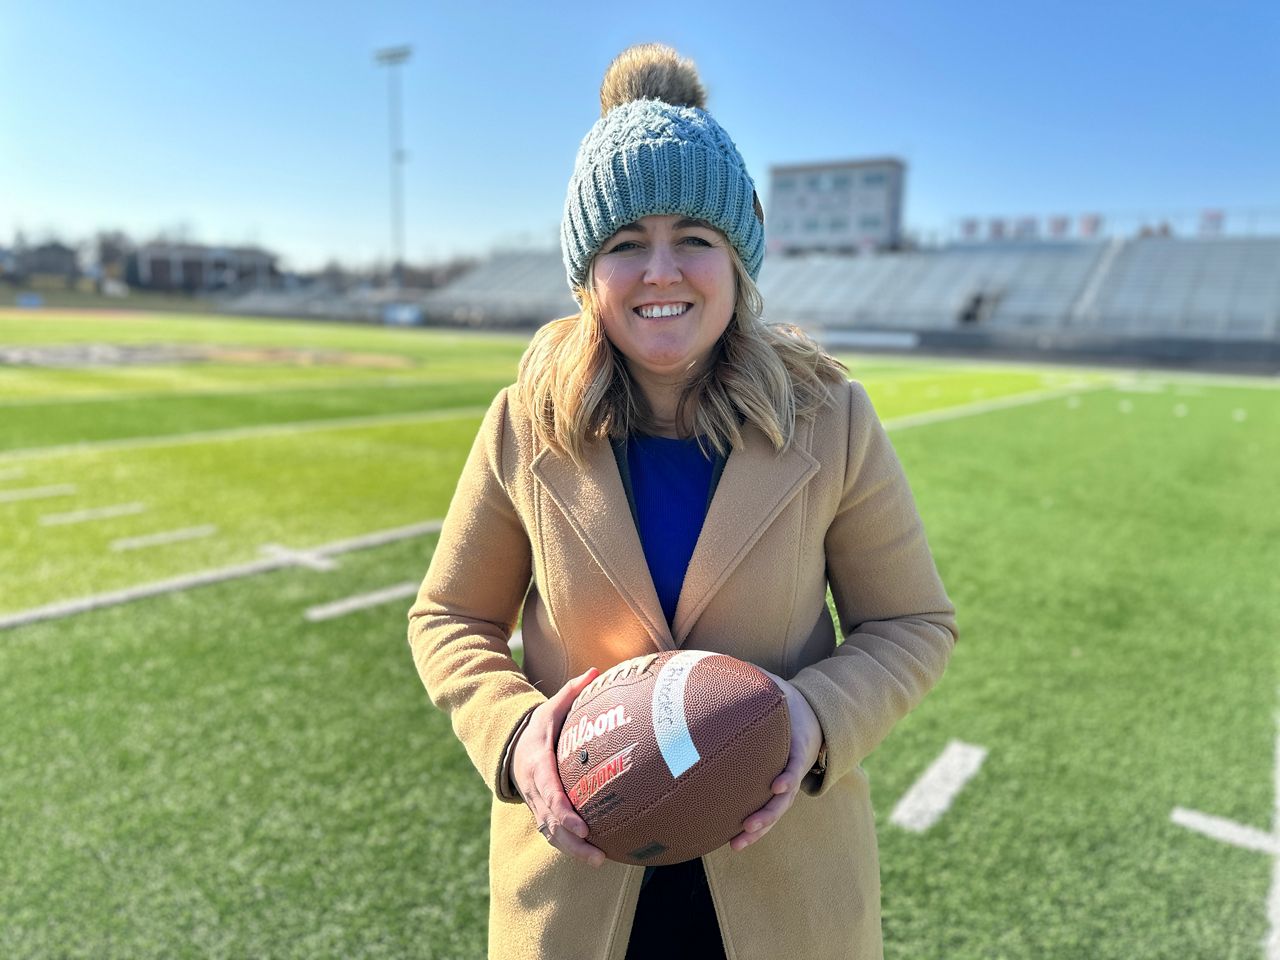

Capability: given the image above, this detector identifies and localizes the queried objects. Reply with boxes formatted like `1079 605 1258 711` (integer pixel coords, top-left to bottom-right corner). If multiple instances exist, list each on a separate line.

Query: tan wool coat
408 378 957 960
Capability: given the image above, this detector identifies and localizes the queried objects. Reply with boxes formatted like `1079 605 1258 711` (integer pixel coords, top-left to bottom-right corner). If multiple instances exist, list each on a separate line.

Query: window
806 174 822 190
829 217 849 232
803 218 820 233
859 215 882 229
863 171 887 186
774 176 795 191
830 173 852 190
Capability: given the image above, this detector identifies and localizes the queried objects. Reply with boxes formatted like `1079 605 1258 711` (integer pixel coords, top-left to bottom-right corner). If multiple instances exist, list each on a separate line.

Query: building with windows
126 243 278 292
766 158 905 255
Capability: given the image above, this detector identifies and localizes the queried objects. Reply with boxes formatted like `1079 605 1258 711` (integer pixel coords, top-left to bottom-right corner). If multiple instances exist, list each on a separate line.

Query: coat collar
530 422 819 651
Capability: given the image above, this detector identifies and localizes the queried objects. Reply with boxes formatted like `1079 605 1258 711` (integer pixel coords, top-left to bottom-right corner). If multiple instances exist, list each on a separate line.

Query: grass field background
1 308 1276 958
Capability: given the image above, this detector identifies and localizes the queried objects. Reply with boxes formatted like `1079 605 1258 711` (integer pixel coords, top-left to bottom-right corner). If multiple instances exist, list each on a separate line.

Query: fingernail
572 823 588 839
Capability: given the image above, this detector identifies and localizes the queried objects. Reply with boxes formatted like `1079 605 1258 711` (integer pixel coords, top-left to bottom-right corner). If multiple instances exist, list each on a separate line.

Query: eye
679 235 713 247
605 240 641 254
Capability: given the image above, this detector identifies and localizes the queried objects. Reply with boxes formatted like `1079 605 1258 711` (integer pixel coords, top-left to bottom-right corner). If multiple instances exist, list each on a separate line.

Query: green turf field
1 309 1276 959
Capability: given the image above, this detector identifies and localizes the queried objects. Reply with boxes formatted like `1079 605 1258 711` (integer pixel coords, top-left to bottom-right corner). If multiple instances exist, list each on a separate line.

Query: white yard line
111 525 218 552
890 740 988 833
0 406 489 462
1170 807 1279 856
0 466 28 480
305 582 420 622
0 518 444 630
40 502 147 526
260 544 338 572
883 385 1104 432
0 483 77 503
0 375 435 408
1171 698 1280 959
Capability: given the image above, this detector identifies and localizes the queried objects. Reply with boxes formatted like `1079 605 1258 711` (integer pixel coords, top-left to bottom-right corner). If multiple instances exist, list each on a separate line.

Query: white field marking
0 483 77 504
1115 381 1166 393
0 518 445 631
884 384 1104 433
0 374 436 408
509 629 523 654
1267 704 1280 960
1234 409 1249 422
0 466 27 481
260 544 338 572
0 406 489 463
1173 403 1189 417
305 581 420 622
1173 701 1280 959
1170 807 1279 856
111 524 218 552
890 740 988 833
40 502 147 526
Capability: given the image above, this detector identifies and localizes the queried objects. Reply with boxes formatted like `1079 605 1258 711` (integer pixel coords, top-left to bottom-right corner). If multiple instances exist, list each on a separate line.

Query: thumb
554 666 600 707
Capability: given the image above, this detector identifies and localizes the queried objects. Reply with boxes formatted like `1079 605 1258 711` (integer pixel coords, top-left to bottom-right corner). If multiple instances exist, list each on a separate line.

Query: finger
730 787 800 851
538 818 609 866
533 758 590 841
553 667 600 709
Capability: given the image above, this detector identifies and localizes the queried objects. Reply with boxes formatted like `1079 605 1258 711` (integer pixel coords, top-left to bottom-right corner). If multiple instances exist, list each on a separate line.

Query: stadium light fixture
375 45 412 289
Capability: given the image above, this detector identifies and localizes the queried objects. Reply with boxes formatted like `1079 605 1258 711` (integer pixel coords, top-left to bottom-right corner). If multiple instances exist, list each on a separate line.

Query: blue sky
3 0 1277 270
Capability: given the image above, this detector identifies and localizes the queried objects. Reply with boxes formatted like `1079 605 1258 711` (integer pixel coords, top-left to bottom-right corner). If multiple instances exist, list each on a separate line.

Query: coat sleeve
406 388 546 803
789 380 958 797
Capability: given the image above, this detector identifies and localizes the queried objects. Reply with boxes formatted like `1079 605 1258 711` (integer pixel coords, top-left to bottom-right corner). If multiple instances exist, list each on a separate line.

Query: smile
635 303 692 318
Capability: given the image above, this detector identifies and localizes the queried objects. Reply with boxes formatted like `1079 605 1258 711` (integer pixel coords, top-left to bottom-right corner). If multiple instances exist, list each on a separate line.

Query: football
556 650 790 866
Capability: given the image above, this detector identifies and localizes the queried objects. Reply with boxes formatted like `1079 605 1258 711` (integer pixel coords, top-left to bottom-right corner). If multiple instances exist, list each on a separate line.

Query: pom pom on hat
599 43 706 115
561 44 765 296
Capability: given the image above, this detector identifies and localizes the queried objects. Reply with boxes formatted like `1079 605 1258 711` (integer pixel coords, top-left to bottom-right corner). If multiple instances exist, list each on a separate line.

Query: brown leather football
556 650 790 866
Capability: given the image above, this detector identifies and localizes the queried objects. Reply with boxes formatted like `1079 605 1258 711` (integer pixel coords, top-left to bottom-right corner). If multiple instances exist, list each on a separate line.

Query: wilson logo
568 745 636 808
560 705 634 761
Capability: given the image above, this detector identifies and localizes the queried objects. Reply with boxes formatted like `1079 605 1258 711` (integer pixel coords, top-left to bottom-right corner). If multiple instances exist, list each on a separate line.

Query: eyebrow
614 218 715 234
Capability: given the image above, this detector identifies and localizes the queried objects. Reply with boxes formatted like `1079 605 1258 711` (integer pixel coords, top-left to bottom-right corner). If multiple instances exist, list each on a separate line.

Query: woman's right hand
511 667 607 868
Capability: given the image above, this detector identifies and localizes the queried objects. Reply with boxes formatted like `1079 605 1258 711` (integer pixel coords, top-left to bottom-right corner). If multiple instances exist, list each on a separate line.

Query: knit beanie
560 44 765 297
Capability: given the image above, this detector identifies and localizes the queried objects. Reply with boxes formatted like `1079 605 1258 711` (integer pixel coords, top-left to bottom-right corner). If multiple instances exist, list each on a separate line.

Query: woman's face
590 214 736 388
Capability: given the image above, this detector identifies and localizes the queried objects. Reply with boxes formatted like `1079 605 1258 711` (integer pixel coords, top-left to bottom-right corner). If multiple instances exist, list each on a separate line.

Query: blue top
623 434 718 627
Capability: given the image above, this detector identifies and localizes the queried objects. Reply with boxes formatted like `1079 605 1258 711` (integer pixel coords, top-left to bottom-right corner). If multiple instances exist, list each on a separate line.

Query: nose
642 243 682 287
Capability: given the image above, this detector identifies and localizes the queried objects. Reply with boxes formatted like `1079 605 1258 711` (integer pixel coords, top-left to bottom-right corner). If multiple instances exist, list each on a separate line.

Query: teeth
637 303 690 318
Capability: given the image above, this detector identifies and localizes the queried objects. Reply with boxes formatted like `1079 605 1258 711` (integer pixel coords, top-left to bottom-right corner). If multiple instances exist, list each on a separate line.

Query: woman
408 44 956 960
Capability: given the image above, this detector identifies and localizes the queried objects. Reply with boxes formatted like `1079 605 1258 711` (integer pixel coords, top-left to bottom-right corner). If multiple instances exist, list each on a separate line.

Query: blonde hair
516 245 848 466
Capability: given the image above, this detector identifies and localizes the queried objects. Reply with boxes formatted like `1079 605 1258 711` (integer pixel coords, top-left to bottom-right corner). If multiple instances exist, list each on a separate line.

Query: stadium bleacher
223 236 1280 367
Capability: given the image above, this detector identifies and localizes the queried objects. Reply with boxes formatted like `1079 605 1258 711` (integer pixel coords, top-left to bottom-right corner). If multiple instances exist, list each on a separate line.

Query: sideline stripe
0 483 77 503
0 518 444 631
111 525 218 552
884 385 1102 432
890 740 988 833
40 502 146 526
305 581 419 622
1170 807 1279 856
0 406 489 462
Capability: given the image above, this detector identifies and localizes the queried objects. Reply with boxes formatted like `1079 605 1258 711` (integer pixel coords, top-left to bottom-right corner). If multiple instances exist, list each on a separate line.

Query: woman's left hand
729 667 825 852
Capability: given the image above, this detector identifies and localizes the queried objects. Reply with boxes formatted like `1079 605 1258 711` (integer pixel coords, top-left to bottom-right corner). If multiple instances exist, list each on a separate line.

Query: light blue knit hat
560 46 764 296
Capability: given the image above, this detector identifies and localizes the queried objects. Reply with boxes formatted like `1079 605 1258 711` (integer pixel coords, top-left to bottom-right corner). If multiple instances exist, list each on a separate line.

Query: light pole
375 45 412 289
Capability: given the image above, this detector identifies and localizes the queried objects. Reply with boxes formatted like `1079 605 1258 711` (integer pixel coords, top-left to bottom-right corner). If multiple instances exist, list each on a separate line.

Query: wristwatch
809 741 828 778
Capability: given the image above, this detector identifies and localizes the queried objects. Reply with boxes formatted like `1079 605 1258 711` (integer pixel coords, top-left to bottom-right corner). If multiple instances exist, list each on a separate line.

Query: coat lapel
530 439 675 651
671 424 819 646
